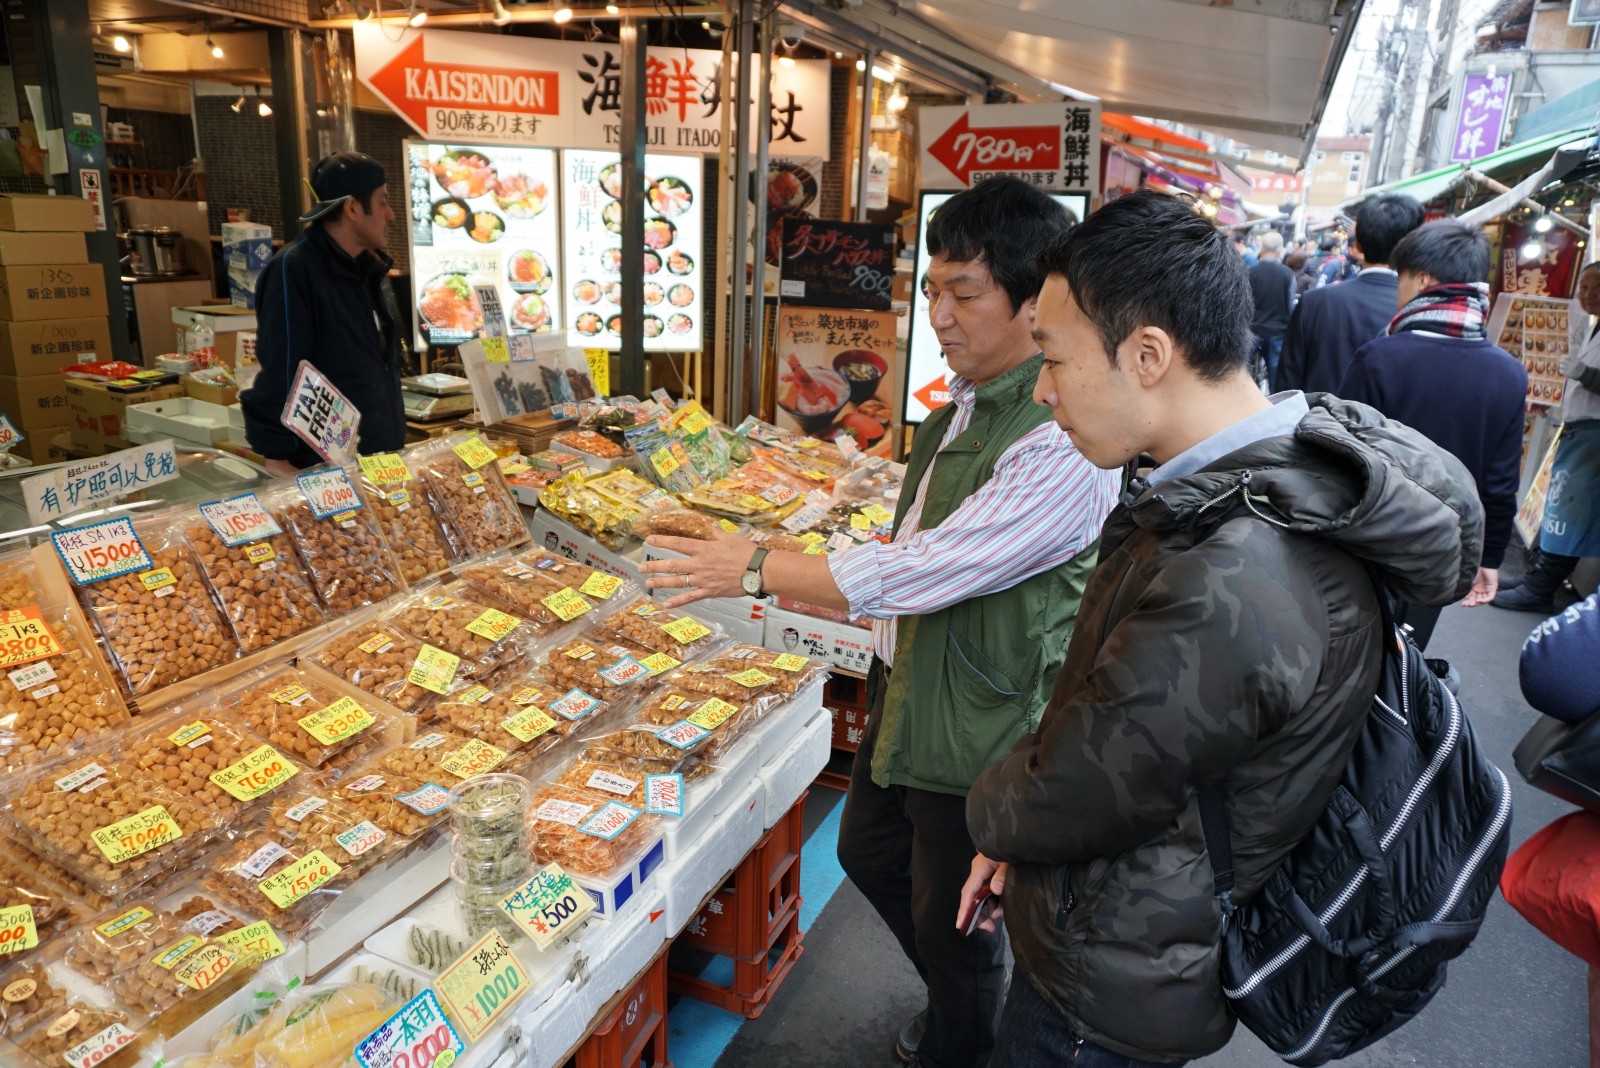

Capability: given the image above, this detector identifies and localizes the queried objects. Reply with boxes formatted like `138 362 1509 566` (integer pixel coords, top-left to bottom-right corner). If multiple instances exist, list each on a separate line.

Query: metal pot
125 227 186 276
125 227 157 275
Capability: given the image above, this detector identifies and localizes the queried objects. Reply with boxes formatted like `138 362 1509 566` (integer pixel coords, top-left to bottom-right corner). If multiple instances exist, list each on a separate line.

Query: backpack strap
1199 785 1236 919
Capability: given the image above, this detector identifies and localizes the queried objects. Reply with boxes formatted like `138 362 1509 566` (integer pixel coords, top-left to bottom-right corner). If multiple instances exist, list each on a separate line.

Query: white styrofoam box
303 836 452 976
759 706 832 828
125 396 233 445
661 775 765 932
171 305 258 333
748 675 827 767
639 541 769 640
528 506 645 585
571 832 665 919
663 734 760 860
764 603 875 674
227 402 245 431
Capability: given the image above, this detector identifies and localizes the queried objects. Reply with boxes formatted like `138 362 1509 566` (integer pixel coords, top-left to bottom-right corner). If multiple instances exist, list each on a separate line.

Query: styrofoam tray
303 835 452 976
125 396 232 445
660 775 766 933
663 731 760 860
759 706 831 828
750 675 828 766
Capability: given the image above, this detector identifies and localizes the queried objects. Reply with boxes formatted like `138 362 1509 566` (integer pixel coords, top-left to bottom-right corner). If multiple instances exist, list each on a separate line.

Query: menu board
404 140 562 350
561 150 704 352
773 305 898 457
1488 292 1573 409
778 217 895 311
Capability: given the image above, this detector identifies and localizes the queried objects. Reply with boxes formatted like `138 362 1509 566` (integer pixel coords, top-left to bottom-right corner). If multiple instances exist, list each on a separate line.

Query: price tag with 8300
296 469 362 518
51 518 152 584
499 862 595 950
200 493 282 547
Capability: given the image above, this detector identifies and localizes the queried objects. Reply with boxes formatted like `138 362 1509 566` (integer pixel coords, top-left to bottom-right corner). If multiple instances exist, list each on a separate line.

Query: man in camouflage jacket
961 191 1484 1066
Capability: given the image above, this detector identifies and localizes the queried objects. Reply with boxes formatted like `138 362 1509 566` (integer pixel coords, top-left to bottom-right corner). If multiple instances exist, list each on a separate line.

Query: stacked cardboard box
223 222 272 309
0 194 105 456
67 376 186 455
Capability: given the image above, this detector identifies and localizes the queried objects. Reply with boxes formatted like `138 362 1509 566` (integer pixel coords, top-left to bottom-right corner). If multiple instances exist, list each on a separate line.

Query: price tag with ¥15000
298 696 375 746
91 805 182 864
209 744 298 802
0 903 37 955
541 587 593 622
453 435 498 471
200 493 282 547
409 644 461 694
258 849 342 909
433 930 530 1044
296 469 363 519
499 863 596 951
51 517 152 585
217 920 286 966
0 607 63 669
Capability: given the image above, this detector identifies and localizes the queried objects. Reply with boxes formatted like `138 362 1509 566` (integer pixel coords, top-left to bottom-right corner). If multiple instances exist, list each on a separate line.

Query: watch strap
745 547 771 595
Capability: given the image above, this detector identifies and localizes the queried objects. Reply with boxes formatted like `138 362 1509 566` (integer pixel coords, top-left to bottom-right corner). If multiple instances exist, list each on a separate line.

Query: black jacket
242 226 406 468
1247 258 1296 338
1276 270 1399 395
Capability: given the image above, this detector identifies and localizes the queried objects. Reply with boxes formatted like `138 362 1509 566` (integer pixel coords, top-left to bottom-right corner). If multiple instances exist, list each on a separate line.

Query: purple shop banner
1452 73 1510 162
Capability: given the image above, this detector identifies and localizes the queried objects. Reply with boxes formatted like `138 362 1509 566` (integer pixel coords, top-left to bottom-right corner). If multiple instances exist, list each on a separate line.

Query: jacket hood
1124 393 1485 606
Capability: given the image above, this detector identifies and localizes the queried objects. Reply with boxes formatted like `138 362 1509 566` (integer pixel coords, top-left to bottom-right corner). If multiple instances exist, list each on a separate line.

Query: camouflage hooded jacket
966 396 1484 1063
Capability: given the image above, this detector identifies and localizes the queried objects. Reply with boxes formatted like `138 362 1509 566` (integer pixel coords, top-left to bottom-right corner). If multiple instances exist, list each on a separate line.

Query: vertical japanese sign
1452 73 1510 162
561 149 704 352
778 218 895 310
1500 220 1581 301
919 102 1101 195
773 306 898 458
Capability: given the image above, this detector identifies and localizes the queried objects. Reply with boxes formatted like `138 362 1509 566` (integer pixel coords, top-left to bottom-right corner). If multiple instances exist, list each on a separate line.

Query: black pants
1392 600 1443 651
836 681 1007 1068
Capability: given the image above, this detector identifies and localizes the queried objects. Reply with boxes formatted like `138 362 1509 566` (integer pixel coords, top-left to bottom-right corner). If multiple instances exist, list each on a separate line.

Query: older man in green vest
643 176 1118 1068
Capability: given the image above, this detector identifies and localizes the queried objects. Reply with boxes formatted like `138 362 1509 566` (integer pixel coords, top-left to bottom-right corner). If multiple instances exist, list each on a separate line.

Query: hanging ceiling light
1534 215 1554 233
1521 239 1543 260
553 7 574 22
490 0 511 24
207 36 224 59
230 93 246 114
606 3 620 12
408 3 429 27
777 55 795 68
112 34 131 52
255 89 273 118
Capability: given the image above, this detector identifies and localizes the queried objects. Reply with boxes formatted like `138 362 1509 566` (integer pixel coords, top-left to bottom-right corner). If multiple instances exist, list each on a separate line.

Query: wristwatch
741 548 771 597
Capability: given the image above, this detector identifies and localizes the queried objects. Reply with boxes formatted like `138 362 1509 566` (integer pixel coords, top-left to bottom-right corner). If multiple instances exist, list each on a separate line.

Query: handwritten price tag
296 468 363 518
771 653 810 672
640 652 680 675
645 773 684 816
209 744 298 801
729 668 778 688
687 697 741 731
172 942 236 991
677 408 714 436
63 1022 139 1068
440 739 508 779
465 608 522 642
499 863 596 951
850 512 871 531
481 336 511 363
660 616 712 644
0 607 63 669
90 804 182 864
0 904 37 955
0 414 24 452
354 989 465 1068
298 696 375 746
502 705 557 744
580 572 624 599
580 801 641 840
358 453 410 485
334 820 388 859
200 493 282 547
650 446 680 479
217 920 286 966
433 930 529 1044
51 517 152 584
409 644 461 694
258 849 341 908
862 503 894 526
453 436 498 470
541 587 593 621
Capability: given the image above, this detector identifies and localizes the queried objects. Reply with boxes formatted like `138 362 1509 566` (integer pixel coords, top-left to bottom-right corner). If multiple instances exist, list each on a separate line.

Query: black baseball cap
299 151 387 223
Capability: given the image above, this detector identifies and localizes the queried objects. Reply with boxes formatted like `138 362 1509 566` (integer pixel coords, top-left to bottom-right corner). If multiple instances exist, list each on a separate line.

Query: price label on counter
209 744 298 801
645 773 684 816
63 1022 139 1068
91 804 182 864
354 989 465 1068
639 652 680 676
501 705 557 744
0 607 63 668
481 336 510 363
296 469 363 518
51 517 152 584
432 930 530 1044
200 493 282 547
660 617 711 644
499 862 596 951
453 436 498 471
358 453 410 485
258 849 341 908
0 903 37 955
409 644 461 694
729 668 778 688
440 739 508 780
465 608 521 642
334 820 387 859
298 697 374 746
541 587 593 621
172 942 236 991
217 920 286 966
650 446 680 479
862 503 895 526
579 572 624 599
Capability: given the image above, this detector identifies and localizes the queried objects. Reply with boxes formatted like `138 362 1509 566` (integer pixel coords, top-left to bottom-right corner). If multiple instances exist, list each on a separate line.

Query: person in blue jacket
1521 592 1600 722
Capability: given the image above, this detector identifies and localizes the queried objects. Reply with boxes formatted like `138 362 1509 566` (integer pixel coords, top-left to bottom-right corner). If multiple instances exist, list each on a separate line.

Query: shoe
894 1007 928 1064
1497 572 1526 593
1491 551 1577 614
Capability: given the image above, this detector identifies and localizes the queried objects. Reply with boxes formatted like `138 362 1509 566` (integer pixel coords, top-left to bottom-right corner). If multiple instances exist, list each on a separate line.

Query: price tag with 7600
499 862 595 950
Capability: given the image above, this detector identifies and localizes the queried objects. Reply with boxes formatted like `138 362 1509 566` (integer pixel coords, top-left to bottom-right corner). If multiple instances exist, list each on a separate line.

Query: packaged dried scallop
0 842 84 964
379 585 540 675
0 553 130 774
0 960 66 1038
661 642 826 705
552 750 680 808
302 623 439 716
584 723 716 776
374 728 511 784
183 492 326 653
536 634 671 702
453 548 630 628
269 468 404 615
263 793 394 875
1 833 113 912
199 834 349 936
14 1001 141 1068
630 507 740 541
431 677 569 757
633 689 754 759
66 897 248 1021
327 771 452 839
8 754 216 898
217 665 395 774
410 433 527 557
354 452 455 583
124 709 306 828
525 783 656 877
593 597 725 661
52 513 238 697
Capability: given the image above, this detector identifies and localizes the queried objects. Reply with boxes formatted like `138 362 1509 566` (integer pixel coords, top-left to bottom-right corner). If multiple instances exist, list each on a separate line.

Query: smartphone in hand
964 889 1001 936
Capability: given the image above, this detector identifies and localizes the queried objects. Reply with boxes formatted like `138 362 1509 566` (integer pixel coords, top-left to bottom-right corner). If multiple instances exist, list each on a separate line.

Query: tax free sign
353 24 829 158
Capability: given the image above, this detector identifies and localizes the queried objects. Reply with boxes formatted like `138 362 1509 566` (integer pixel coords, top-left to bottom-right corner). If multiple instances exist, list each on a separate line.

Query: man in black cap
242 151 407 474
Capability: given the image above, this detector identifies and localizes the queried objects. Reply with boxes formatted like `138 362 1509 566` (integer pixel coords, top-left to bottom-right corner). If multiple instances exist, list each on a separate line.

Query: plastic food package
431 677 569 756
536 473 634 549
14 1002 140 1068
634 689 755 759
537 634 669 702
269 471 404 616
553 751 679 807
58 514 238 697
199 834 349 935
585 724 715 775
354 454 455 583
218 666 394 774
624 421 703 493
8 753 217 897
124 710 307 827
66 897 247 1021
302 624 439 716
747 529 818 554
586 468 677 514
0 556 131 773
264 793 395 875
0 843 84 963
376 728 510 784
327 771 451 838
2 833 113 911
667 400 733 482
182 495 326 653
630 507 740 541
410 433 528 556
663 643 827 704
552 429 629 461
379 586 540 674
593 598 726 661
201 981 399 1068
525 783 655 877
0 960 66 1037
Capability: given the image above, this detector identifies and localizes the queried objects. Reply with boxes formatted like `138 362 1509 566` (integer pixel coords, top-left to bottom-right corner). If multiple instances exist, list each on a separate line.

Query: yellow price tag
687 697 741 731
453 436 498 471
795 437 822 448
802 470 829 481
440 739 509 779
580 572 624 599
359 453 409 485
168 722 210 747
482 336 510 363
585 348 611 396
803 544 828 555
542 588 593 622
209 744 298 801
139 568 177 592
466 608 522 642
173 942 237 991
433 930 530 1044
409 644 462 695
298 697 374 746
258 849 342 909
718 519 739 532
502 705 558 744
640 652 680 675
797 532 826 545
728 668 777 688
0 608 63 667
511 686 545 705
650 446 680 478
678 408 714 436
91 805 182 864
0 904 37 955
217 920 286 966
660 617 711 644
850 513 871 531
862 504 894 526
771 654 810 672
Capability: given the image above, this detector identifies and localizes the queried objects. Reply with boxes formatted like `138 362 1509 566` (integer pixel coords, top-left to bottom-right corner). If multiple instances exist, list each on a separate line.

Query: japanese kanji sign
1500 219 1581 300
1452 73 1509 163
773 306 898 458
354 989 465 1068
355 25 828 158
778 218 896 311
433 930 530 1043
920 103 1101 194
281 361 361 464
24 440 179 525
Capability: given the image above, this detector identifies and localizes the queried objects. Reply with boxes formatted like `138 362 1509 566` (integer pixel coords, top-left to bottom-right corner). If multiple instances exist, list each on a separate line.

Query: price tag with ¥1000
63 1022 139 1068
0 903 37 955
216 920 286 967
499 863 596 951
541 587 593 622
433 930 530 1044
0 607 64 669
258 849 342 909
453 435 498 471
199 493 282 547
409 644 461 695
91 805 182 864
296 469 363 519
209 744 298 802
298 696 375 746
51 517 152 585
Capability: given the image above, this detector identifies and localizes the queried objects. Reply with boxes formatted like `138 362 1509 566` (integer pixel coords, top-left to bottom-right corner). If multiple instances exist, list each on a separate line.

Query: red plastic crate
572 947 671 1068
669 901 805 1020
677 796 806 961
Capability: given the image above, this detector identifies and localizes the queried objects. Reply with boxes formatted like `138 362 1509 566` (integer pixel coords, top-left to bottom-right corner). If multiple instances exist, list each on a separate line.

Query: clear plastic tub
448 773 531 839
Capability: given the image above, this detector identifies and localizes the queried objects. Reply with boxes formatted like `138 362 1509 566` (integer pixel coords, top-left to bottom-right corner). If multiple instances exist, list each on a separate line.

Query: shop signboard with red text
918 102 1101 195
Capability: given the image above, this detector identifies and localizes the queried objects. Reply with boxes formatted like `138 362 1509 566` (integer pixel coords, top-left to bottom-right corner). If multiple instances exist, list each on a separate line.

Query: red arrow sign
367 35 561 134
926 111 1062 187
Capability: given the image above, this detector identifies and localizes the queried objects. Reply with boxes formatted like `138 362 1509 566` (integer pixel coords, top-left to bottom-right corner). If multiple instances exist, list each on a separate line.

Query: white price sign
22 439 180 525
296 469 363 518
499 862 595 950
200 493 281 546
50 517 152 584
281 360 361 463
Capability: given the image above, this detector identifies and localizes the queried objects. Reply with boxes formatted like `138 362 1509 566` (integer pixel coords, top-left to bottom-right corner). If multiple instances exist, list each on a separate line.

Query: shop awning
1516 82 1600 144
1345 126 1594 209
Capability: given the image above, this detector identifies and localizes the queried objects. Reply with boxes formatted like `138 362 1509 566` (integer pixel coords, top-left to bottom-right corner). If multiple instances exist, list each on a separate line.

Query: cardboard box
0 264 109 321
12 425 70 466
0 231 87 266
172 306 258 367
184 377 239 407
0 194 95 233
764 605 874 674
0 373 69 428
66 377 186 453
0 317 112 376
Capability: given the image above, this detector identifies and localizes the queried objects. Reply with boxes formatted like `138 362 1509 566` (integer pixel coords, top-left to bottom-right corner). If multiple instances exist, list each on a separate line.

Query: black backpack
1200 568 1513 1065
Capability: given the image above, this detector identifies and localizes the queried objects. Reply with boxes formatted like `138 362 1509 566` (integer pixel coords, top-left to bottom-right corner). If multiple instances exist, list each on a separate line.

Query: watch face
741 570 760 596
